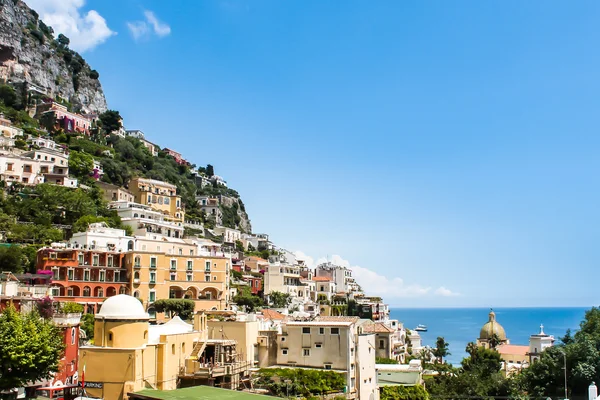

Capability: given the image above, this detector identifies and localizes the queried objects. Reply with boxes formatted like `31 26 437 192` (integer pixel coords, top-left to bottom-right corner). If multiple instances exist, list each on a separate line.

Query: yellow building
126 238 230 317
129 177 184 223
79 294 208 400
477 309 510 349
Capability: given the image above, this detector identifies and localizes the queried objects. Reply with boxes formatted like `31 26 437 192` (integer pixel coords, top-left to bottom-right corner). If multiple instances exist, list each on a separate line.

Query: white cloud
294 251 314 268
25 0 115 52
434 287 460 297
300 253 459 300
127 10 171 41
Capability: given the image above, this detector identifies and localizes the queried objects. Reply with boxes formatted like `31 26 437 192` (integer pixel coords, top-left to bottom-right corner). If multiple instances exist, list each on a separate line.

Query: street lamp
561 351 568 400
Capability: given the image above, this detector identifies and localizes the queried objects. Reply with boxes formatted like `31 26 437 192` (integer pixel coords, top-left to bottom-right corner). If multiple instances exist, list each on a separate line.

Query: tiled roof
312 276 332 282
314 316 360 323
363 322 394 334
261 309 285 321
497 344 529 356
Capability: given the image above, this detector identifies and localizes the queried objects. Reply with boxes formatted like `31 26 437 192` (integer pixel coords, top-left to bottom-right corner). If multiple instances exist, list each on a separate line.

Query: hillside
0 0 107 113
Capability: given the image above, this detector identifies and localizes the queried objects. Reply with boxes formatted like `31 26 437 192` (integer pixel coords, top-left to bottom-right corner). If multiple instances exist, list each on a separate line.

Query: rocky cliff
0 0 107 113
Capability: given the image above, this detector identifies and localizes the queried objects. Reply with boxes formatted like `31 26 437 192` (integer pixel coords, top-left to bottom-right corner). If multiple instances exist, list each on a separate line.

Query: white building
528 324 555 363
28 137 59 151
23 148 76 187
68 223 134 253
316 262 359 294
211 175 227 187
213 226 242 245
377 360 423 386
126 129 145 139
0 152 45 185
0 115 23 139
109 201 184 239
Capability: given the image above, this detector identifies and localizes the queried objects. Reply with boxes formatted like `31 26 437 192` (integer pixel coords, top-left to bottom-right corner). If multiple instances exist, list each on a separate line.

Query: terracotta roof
261 309 285 321
246 256 268 262
363 322 394 334
497 344 529 356
314 316 360 323
312 276 332 282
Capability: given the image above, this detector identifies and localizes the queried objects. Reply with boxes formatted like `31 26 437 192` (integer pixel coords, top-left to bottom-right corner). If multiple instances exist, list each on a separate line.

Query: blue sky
26 0 600 307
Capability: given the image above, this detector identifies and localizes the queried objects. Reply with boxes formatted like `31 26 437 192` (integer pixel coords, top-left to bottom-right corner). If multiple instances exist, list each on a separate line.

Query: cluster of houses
0 102 428 398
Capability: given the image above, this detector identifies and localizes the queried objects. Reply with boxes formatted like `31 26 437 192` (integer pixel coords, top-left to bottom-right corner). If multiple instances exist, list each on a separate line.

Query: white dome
96 294 149 320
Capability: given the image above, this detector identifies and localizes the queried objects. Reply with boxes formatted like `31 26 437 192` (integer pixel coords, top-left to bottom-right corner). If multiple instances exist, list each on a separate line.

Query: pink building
164 148 188 165
36 102 92 135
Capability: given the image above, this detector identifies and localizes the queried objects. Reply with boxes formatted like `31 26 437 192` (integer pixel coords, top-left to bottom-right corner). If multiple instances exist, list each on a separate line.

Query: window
99 270 105 282
108 333 113 341
23 164 32 173
303 349 310 356
107 256 113 267
205 261 211 271
84 270 90 281
149 291 156 302
170 273 176 281
190 250 194 256
52 268 59 279
187 260 193 271
319 327 324 335
51 287 60 296
331 328 339 335
205 275 211 282
178 248 182 255
324 364 331 370
170 259 177 270
6 163 13 171
115 271 120 282
164 197 170 205
134 256 141 268
282 349 288 355
97 288 104 297
71 328 76 345
302 327 311 334
67 269 74 280
316 344 322 348
187 274 192 281
92 255 99 266
150 272 156 283
150 257 157 269
67 287 74 296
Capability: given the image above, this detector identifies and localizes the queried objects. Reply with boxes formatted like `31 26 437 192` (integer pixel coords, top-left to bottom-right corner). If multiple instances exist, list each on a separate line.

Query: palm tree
489 333 502 349
466 342 478 357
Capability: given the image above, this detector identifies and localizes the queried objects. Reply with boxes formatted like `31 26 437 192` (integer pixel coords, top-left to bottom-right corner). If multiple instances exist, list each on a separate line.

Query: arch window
134 271 140 280
71 327 76 345
134 213 139 218
133 290 140 298
127 240 134 251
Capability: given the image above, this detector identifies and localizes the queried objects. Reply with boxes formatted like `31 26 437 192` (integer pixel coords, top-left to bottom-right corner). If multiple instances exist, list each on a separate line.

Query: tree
0 245 27 273
380 385 429 400
57 33 70 47
153 299 195 320
40 111 57 132
68 150 94 180
89 70 100 79
233 292 263 312
269 291 291 308
206 164 214 177
376 357 399 364
80 313 95 341
0 85 17 108
36 296 55 319
488 333 502 349
98 110 122 134
60 302 84 314
0 306 65 391
433 336 450 363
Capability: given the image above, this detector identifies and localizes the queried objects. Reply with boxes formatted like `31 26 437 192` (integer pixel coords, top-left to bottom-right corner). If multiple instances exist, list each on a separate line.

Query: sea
389 307 589 366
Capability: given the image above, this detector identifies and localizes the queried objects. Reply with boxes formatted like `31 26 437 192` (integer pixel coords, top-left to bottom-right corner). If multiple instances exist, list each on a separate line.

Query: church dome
479 310 507 340
96 294 149 320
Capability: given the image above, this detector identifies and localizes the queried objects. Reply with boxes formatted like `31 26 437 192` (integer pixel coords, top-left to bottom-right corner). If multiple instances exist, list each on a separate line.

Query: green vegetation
0 306 65 391
254 368 346 398
153 299 195 320
376 357 399 364
60 302 84 314
232 285 263 312
380 385 429 400
99 110 122 133
433 336 450 363
269 291 291 308
80 313 95 341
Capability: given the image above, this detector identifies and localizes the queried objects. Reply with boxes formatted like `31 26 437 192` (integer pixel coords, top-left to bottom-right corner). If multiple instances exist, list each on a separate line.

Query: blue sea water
390 307 588 365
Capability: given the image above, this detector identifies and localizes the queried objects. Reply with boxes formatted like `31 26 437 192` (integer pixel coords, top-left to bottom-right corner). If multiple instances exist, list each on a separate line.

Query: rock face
0 0 107 113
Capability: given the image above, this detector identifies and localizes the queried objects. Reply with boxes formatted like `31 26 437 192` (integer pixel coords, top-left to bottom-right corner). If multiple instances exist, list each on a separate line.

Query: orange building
38 247 129 313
